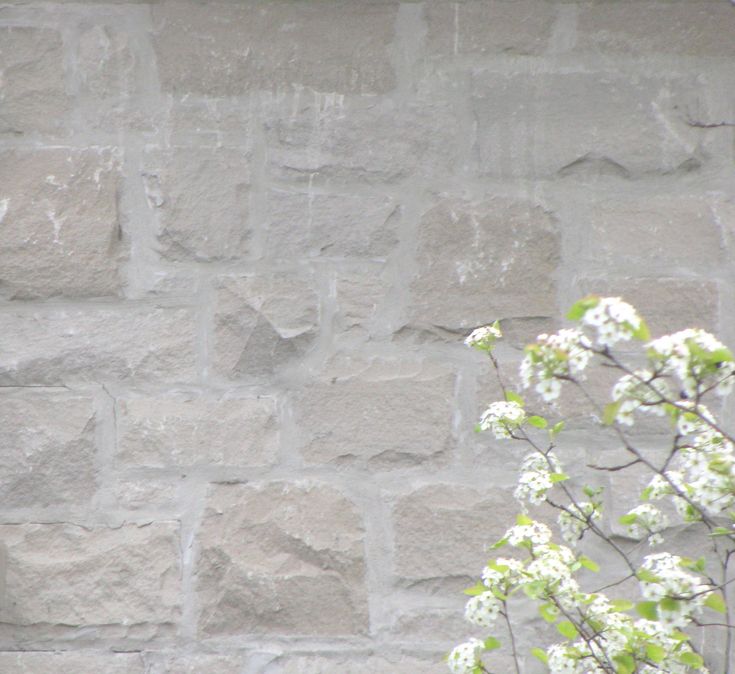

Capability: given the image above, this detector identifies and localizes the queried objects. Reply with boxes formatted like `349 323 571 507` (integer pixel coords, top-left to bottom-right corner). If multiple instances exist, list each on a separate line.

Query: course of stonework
0 1 733 671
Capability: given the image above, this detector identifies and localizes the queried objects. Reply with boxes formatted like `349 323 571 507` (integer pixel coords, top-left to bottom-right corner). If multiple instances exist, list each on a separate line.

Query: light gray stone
116 395 277 467
409 198 560 329
152 0 396 96
148 653 249 674
196 482 367 636
294 365 455 468
0 652 145 674
168 97 253 149
212 274 318 379
264 189 398 259
0 27 69 135
0 148 124 299
142 148 251 261
0 390 96 508
334 267 392 339
0 522 181 626
265 654 442 674
0 305 197 385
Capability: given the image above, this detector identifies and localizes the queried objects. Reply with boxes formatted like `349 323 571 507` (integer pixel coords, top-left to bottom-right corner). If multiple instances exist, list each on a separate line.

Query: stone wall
0 1 734 672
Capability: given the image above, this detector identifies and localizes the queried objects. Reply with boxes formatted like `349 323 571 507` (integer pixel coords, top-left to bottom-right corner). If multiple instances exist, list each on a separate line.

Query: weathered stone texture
147 653 249 674
151 0 397 95
116 395 277 467
267 654 442 673
294 366 455 467
0 148 124 299
0 522 181 626
0 652 146 674
409 198 560 329
196 482 368 636
0 306 197 385
212 274 318 378
0 390 96 508
334 267 392 338
0 27 69 135
142 148 250 261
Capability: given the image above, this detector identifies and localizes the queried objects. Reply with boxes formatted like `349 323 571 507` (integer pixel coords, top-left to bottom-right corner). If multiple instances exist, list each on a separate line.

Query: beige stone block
148 653 249 674
267 654 443 674
196 482 367 636
116 395 277 467
408 198 560 329
0 148 124 299
152 0 396 95
0 305 197 385
334 267 392 339
0 652 145 673
0 390 96 508
0 522 181 626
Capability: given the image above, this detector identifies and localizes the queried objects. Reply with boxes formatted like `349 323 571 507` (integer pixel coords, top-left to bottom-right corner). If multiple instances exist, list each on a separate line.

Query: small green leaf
527 415 548 429
619 513 638 525
474 423 483 433
531 647 548 665
516 513 533 526
483 636 501 651
632 319 650 341
539 603 559 623
567 295 600 321
710 527 732 537
636 569 660 583
603 401 622 426
610 599 634 612
579 555 600 573
463 583 487 597
636 601 659 620
641 486 653 501
505 391 525 406
550 420 565 438
489 537 508 550
645 643 666 663
678 651 704 668
613 653 635 674
660 597 680 613
556 621 579 639
550 472 570 483
704 592 727 614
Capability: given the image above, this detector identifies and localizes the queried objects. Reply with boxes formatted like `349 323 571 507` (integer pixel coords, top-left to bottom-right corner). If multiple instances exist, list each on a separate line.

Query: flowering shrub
451 297 734 674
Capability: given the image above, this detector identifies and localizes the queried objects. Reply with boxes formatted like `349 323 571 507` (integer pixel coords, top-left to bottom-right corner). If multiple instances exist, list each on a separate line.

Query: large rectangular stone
0 652 145 674
0 390 97 508
267 654 442 674
0 148 125 299
408 197 560 330
196 482 367 636
0 305 197 385
116 395 278 467
0 522 181 626
152 0 396 95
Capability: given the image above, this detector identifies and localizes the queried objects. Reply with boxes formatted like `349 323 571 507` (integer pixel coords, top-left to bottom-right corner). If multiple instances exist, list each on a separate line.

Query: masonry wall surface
0 1 734 672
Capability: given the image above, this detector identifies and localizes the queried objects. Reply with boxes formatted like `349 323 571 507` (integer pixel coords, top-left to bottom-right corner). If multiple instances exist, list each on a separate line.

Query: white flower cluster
514 452 562 505
648 328 735 398
520 329 592 402
447 638 484 674
505 519 553 546
580 296 643 347
611 369 670 426
478 400 526 439
464 590 501 627
623 503 668 546
481 557 524 591
558 500 601 546
464 323 502 351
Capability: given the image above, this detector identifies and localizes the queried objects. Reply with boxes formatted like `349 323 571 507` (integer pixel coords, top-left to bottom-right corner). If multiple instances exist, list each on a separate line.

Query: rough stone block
265 95 460 183
0 652 145 674
152 0 396 95
0 305 197 385
0 390 96 508
0 148 124 299
576 2 735 58
108 477 179 511
0 27 69 135
265 654 442 674
393 484 517 581
408 198 560 329
147 653 249 674
426 0 556 56
116 395 277 467
264 189 398 259
142 148 250 261
0 522 181 626
168 97 253 149
294 364 455 468
472 72 704 178
212 273 318 379
196 482 367 636
334 266 392 339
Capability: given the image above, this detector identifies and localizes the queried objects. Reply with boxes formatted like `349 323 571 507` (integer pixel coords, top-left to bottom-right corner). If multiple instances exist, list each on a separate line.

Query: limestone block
0 390 96 508
472 72 705 178
142 148 250 261
151 0 396 95
196 482 367 636
408 198 560 329
334 267 392 339
392 484 517 581
76 24 136 100
0 27 69 135
426 0 556 56
0 652 145 673
0 306 197 385
212 273 318 378
264 189 398 259
265 654 442 674
116 395 277 467
147 653 250 674
0 522 181 626
0 148 124 299
168 97 253 149
293 365 455 468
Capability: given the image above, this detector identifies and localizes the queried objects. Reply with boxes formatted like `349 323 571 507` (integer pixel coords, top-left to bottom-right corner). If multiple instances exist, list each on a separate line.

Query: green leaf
567 295 600 321
550 472 570 483
528 415 548 429
645 643 666 663
636 601 659 620
474 423 483 433
539 603 559 623
710 526 733 537
579 555 600 573
619 513 638 525
516 513 533 526
613 653 636 674
704 592 727 614
632 318 650 341
550 420 565 438
489 537 508 550
660 597 680 613
636 569 660 583
678 651 704 668
531 647 548 665
603 401 622 426
641 486 653 501
463 583 487 597
556 621 579 639
505 391 525 406
610 599 634 612
483 636 501 651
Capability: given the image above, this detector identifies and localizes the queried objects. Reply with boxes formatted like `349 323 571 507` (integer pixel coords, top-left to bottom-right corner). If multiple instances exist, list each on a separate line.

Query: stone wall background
0 1 734 672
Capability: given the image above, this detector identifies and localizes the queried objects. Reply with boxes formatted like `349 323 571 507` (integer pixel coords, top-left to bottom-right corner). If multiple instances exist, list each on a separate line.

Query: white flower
505 520 553 546
514 452 562 505
447 638 484 674
580 296 642 348
558 501 601 546
464 591 501 627
624 503 668 545
479 400 526 439
465 324 502 351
